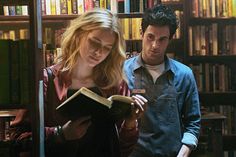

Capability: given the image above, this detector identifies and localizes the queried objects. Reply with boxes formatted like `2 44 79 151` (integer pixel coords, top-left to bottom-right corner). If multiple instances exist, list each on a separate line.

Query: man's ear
140 28 144 38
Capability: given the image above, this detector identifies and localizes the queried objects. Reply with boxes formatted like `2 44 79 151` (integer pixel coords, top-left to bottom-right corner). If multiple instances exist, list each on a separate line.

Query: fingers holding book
123 95 147 128
131 94 148 119
62 116 92 141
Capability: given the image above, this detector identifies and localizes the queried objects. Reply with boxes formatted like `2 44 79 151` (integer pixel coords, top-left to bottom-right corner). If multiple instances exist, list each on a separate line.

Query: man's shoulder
169 58 193 77
124 56 137 65
169 58 192 71
124 56 138 70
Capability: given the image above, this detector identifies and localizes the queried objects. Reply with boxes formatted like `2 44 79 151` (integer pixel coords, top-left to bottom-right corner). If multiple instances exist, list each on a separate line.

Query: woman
11 9 147 157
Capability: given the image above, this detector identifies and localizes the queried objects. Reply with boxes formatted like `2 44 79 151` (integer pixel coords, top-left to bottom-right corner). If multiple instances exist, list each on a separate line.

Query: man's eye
147 35 154 41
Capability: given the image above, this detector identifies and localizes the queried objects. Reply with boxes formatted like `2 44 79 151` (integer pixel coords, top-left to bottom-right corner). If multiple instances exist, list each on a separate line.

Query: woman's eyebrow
91 37 114 47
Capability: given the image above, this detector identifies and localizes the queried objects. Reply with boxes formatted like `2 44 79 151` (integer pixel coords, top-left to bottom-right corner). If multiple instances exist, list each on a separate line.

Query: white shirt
145 62 165 83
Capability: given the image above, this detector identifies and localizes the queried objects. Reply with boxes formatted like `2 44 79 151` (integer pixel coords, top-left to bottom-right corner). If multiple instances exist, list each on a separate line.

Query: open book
56 87 133 122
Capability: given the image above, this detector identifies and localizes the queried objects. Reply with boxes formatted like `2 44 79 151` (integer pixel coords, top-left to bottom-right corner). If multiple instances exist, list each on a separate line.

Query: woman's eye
89 39 100 48
104 46 111 52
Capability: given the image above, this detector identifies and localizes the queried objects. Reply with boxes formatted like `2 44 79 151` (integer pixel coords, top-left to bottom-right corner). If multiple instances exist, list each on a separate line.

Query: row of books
161 0 180 2
120 18 142 40
223 151 236 157
120 10 182 40
204 105 236 135
41 0 159 15
43 16 182 46
192 0 236 18
189 63 236 92
0 29 29 40
0 117 11 141
0 111 15 141
0 5 28 16
0 0 159 16
0 40 31 105
43 44 61 67
188 24 236 56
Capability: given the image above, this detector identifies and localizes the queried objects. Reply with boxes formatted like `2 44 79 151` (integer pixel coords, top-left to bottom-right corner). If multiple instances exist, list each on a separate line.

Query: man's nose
152 40 160 48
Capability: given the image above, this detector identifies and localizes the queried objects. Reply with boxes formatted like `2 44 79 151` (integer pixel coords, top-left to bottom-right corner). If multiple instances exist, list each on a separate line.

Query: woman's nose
93 48 102 56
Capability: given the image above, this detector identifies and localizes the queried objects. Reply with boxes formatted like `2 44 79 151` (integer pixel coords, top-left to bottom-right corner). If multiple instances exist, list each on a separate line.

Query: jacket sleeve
117 81 139 157
181 70 201 149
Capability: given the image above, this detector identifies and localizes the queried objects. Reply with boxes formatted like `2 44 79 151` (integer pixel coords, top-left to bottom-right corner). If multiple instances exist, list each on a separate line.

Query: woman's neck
70 62 95 89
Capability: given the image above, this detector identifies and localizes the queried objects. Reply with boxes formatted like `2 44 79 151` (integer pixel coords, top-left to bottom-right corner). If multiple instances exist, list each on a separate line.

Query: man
124 4 201 157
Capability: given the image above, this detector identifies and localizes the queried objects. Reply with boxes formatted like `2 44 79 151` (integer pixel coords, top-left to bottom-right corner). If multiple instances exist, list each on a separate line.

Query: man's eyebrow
159 36 169 40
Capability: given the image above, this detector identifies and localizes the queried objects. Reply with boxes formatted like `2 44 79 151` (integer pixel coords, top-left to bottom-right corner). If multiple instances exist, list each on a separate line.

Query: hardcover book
56 87 133 122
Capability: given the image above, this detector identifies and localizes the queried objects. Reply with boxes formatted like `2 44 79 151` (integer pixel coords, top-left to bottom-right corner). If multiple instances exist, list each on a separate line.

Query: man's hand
124 94 147 128
177 144 192 157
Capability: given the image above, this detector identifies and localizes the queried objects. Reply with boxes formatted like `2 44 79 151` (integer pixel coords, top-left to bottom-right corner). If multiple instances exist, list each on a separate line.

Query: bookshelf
0 0 43 157
184 0 236 156
0 0 186 156
5 0 236 156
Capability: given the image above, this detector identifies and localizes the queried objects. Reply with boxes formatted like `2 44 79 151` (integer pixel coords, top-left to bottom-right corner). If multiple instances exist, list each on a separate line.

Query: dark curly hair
141 4 179 39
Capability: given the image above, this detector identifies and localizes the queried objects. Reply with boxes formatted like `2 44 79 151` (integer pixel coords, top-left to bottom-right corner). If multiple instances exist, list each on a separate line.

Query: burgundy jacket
11 64 138 157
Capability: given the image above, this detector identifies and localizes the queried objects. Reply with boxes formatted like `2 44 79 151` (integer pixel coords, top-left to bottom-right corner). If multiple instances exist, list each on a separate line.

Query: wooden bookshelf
199 92 236 106
186 55 236 63
0 0 43 156
0 0 28 5
4 0 235 156
189 17 236 25
0 105 28 110
184 0 236 156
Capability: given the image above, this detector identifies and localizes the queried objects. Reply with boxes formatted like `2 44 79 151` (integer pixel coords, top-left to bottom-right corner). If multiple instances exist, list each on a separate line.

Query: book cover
56 87 133 122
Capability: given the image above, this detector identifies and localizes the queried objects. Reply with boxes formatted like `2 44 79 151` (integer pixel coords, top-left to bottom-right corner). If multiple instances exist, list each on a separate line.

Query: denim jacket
124 55 201 157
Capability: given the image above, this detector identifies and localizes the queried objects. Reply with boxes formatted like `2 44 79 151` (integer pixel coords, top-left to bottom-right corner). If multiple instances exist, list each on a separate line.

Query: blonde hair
57 9 126 89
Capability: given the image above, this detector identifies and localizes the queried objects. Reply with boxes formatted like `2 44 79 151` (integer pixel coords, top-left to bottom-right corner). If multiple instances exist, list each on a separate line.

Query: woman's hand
124 95 148 128
62 116 92 140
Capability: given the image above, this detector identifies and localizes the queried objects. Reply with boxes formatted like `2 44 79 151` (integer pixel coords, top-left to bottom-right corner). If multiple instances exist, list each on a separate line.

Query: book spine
19 40 30 105
15 6 22 15
60 0 68 14
124 0 130 13
118 0 124 13
100 0 106 9
110 0 117 13
67 0 72 14
8 6 16 16
21 5 28 15
55 0 61 15
3 6 9 16
77 0 84 14
0 40 11 104
71 0 78 14
10 40 20 104
232 0 236 17
51 0 57 15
